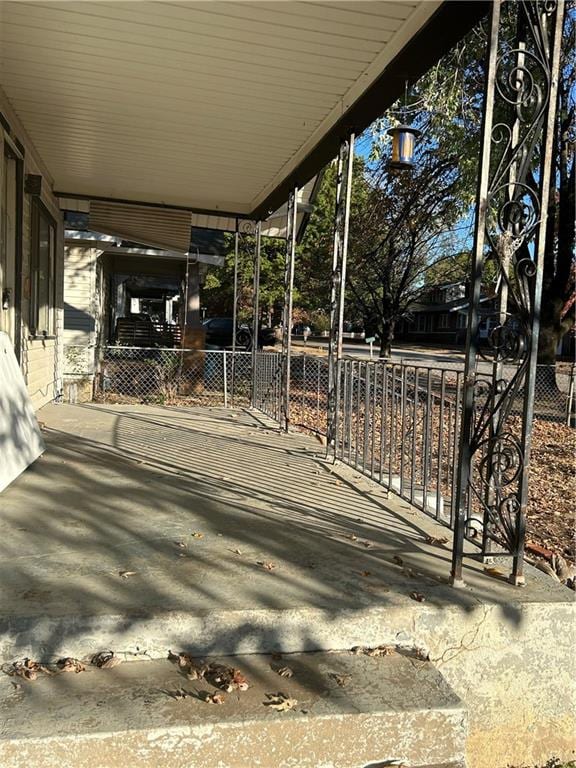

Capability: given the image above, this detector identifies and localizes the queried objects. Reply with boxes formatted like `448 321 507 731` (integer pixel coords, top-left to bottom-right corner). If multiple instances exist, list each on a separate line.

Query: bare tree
347 152 462 357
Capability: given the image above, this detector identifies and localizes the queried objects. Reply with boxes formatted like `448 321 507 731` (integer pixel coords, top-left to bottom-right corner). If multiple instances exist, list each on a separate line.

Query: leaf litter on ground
91 650 122 669
264 692 298 712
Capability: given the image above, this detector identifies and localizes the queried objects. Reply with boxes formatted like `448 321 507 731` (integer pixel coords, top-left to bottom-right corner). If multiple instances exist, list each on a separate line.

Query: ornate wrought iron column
251 220 262 408
281 188 298 431
451 0 564 586
327 134 355 450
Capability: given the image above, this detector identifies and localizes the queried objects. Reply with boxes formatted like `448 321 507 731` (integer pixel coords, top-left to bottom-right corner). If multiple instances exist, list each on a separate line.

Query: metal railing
63 345 574 545
253 351 283 422
334 360 463 526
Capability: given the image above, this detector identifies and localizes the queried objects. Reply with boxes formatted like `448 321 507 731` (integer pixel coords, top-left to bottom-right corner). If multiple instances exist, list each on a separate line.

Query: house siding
62 245 103 381
0 87 64 411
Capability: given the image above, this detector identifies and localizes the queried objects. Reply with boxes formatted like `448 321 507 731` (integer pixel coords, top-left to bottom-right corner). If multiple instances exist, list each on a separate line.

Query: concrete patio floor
0 405 565 658
0 403 574 767
0 402 570 661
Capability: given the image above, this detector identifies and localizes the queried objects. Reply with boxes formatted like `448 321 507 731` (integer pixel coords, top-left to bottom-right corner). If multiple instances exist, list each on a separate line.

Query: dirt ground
526 419 576 563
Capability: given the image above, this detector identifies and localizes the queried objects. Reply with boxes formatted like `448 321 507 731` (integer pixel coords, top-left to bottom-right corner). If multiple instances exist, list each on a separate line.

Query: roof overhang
0 1 488 219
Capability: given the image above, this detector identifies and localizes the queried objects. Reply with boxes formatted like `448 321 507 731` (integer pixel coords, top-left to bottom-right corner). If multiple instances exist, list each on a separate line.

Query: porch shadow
0 403 568 663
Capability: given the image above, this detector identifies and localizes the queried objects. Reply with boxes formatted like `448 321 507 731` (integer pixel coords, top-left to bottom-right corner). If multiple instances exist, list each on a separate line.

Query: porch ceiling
0 1 486 218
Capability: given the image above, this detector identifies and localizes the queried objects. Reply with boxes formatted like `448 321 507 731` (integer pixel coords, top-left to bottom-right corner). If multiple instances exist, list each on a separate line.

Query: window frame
29 198 56 339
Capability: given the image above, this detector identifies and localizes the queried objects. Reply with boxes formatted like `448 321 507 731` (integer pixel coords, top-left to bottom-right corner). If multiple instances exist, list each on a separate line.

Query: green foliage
296 158 369 314
201 233 286 325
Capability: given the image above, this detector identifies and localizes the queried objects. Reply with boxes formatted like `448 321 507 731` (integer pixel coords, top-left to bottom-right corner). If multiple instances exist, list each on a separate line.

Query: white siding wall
0 87 64 411
63 245 102 378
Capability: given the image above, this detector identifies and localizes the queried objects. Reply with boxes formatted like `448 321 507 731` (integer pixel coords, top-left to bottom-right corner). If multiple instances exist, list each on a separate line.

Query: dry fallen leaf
350 645 393 657
425 535 449 547
205 663 249 692
264 693 298 712
57 658 86 674
275 666 294 678
232 548 242 555
191 532 204 539
257 561 276 571
409 591 426 602
174 541 187 549
359 570 371 578
329 673 351 687
186 664 208 681
483 566 505 578
392 555 404 566
6 659 44 681
201 691 226 704
91 650 122 669
360 541 372 549
368 645 394 657
118 570 137 579
168 650 194 668
169 687 193 700
347 534 358 542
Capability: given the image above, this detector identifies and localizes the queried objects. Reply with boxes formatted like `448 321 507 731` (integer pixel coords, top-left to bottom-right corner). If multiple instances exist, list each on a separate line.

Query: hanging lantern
387 124 420 170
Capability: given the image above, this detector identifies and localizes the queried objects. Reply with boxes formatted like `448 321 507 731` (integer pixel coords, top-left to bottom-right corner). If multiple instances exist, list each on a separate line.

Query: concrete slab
0 403 573 768
0 650 467 768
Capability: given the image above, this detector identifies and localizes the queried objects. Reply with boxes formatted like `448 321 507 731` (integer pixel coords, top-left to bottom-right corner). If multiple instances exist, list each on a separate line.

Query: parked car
203 317 250 349
203 317 277 349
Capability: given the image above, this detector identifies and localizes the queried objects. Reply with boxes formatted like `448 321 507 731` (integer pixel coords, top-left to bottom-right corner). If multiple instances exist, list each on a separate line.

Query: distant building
396 282 485 346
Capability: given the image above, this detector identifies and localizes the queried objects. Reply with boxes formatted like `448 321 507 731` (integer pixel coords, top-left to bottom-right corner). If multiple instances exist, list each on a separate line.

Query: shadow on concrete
0 402 567 666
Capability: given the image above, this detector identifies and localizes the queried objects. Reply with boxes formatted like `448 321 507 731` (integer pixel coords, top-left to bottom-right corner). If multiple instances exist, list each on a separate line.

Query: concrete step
0 650 467 768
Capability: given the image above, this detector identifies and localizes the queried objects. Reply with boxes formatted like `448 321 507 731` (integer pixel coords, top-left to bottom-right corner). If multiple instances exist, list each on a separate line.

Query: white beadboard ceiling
0 0 441 215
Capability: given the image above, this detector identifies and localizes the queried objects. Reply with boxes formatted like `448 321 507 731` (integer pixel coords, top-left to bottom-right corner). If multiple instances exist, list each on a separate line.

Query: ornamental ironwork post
451 0 564 586
281 188 298 431
327 134 355 452
251 220 262 408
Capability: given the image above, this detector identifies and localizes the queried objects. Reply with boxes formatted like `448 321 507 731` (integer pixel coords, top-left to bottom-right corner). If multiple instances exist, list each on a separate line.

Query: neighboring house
60 183 320 396
0 91 64 410
397 282 478 346
398 281 574 357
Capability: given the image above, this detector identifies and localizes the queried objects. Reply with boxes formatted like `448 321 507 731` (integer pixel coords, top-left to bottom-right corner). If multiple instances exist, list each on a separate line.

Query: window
439 313 450 330
29 200 56 336
416 314 428 332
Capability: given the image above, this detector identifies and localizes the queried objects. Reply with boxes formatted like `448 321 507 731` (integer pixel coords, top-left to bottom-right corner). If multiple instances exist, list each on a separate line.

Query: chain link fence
94 347 253 408
60 345 574 548
289 355 330 434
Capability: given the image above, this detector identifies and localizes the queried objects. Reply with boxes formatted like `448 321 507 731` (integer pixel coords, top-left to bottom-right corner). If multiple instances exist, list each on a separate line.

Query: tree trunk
379 319 395 358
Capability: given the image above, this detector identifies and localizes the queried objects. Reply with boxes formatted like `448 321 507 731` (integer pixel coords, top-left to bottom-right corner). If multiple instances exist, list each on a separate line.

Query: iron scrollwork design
453 0 562 584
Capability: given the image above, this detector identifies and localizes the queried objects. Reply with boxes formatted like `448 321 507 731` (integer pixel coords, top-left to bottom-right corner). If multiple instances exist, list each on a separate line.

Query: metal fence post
326 133 355 452
281 187 298 431
251 221 262 409
223 349 228 409
451 0 565 586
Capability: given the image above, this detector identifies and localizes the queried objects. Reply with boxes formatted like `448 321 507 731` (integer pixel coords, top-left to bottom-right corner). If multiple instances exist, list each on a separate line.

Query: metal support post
451 0 564 586
251 221 262 408
231 218 240 354
326 134 355 452
230 218 240 404
281 188 298 431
